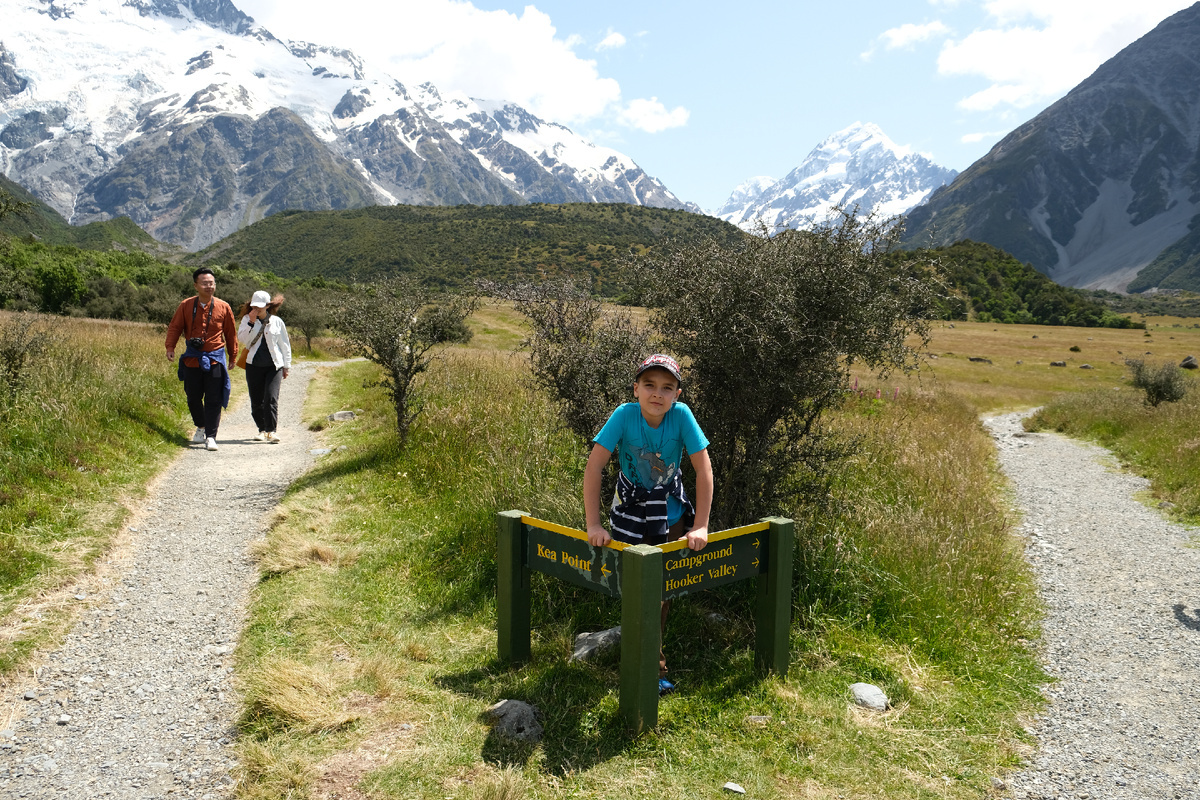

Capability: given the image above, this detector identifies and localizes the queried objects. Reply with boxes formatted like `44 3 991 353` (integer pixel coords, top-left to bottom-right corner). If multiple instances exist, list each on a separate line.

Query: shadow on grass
286 438 401 494
435 591 766 775
439 657 642 773
118 404 189 446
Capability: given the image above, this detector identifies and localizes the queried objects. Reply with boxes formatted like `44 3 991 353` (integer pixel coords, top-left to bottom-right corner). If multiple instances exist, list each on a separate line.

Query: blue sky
234 0 1195 211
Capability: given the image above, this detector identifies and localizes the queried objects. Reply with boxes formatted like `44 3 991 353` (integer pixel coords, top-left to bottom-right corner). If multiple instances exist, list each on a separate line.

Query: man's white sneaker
253 431 267 442
192 428 207 443
266 432 280 443
205 437 219 451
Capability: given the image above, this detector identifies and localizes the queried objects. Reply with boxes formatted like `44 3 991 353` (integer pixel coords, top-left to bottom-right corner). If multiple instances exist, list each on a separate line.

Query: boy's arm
584 443 613 547
685 448 713 551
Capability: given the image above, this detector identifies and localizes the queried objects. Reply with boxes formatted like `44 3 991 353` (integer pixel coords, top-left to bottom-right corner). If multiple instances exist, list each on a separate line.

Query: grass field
236 313 1174 800
5 304 1199 799
869 319 1200 412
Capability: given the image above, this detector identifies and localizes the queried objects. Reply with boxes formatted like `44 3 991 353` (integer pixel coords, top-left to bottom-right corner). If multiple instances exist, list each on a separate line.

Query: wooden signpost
497 511 795 733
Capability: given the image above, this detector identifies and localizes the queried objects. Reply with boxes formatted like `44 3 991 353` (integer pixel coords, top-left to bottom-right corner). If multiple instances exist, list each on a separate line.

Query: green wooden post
755 516 795 676
619 544 663 734
497 510 531 664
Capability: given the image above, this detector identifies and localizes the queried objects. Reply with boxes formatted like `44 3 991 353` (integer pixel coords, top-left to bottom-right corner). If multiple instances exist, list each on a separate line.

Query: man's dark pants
182 363 225 438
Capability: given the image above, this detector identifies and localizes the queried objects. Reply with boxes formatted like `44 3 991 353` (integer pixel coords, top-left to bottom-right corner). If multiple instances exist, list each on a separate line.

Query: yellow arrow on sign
752 558 760 569
601 564 612 576
754 538 760 549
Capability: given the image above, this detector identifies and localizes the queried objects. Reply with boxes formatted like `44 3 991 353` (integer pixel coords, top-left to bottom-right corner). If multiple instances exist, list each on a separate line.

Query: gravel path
0 360 341 799
984 412 1200 800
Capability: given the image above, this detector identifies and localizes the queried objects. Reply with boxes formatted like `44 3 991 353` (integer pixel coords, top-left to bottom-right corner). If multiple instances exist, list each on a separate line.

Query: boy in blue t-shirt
584 354 713 692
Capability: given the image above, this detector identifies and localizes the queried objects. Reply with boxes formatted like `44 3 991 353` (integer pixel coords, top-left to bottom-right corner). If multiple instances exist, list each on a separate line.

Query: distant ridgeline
185 203 747 293
0 174 175 255
898 240 1143 329
0 187 1142 329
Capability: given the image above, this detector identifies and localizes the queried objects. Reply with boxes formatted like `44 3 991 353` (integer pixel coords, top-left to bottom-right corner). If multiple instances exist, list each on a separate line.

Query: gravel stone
0 361 342 798
984 413 1200 800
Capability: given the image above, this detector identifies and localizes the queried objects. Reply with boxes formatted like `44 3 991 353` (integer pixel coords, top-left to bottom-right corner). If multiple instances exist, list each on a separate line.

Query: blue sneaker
658 678 675 696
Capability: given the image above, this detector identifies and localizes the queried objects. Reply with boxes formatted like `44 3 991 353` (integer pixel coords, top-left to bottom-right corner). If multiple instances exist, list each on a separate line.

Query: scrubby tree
337 276 476 445
0 191 37 310
286 290 330 353
0 189 32 222
1126 358 1190 407
503 279 652 443
637 211 941 526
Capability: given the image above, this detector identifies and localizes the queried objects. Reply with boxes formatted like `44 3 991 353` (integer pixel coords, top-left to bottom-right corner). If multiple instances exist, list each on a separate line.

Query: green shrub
1126 358 1190 407
335 276 476 444
504 279 651 444
634 211 940 526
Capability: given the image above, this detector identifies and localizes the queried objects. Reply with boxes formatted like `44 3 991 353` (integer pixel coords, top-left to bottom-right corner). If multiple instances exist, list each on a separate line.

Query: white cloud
863 19 949 60
596 31 627 51
938 0 1194 112
617 97 690 133
233 0 654 127
961 129 1010 143
882 21 950 49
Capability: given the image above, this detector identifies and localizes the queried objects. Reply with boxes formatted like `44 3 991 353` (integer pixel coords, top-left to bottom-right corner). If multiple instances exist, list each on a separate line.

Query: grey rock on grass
850 683 889 711
570 626 621 663
484 700 543 742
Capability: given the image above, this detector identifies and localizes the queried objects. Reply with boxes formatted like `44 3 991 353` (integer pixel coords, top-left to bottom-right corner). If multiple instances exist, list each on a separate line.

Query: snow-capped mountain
714 123 956 232
0 0 687 250
413 84 685 208
712 176 776 225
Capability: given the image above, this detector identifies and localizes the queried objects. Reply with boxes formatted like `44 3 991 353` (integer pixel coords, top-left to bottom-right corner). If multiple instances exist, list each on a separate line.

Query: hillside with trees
0 183 1142 332
187 203 747 292
0 175 176 255
901 240 1142 328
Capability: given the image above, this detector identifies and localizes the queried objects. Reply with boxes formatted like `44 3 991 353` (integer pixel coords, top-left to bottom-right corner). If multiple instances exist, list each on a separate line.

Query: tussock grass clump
249 526 358 576
242 658 359 735
0 311 189 672
234 740 314 800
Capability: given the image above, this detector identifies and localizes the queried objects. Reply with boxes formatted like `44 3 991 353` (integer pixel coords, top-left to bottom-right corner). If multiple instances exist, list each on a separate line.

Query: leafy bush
335 276 476 444
633 212 939 526
502 279 651 443
1125 358 1190 407
515 211 941 529
283 289 330 353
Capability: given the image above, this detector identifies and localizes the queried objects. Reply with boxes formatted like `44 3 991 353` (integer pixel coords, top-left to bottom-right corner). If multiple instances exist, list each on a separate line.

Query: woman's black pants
245 364 284 433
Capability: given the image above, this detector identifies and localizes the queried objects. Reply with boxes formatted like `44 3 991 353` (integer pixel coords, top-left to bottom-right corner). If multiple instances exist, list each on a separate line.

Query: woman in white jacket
236 290 292 443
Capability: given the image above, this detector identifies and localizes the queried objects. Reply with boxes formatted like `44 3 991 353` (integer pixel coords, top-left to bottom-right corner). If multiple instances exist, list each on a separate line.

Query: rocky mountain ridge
0 0 687 250
902 2 1200 292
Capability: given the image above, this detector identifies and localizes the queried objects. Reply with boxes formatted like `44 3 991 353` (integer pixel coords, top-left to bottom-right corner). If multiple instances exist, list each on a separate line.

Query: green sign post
496 511 795 733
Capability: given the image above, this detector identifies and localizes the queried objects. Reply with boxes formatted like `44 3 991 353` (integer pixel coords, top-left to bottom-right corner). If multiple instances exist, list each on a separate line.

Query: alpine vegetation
336 277 475 445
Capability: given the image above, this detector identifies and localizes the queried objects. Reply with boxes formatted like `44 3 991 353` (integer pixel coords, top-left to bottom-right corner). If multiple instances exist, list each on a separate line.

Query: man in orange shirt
166 268 238 451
